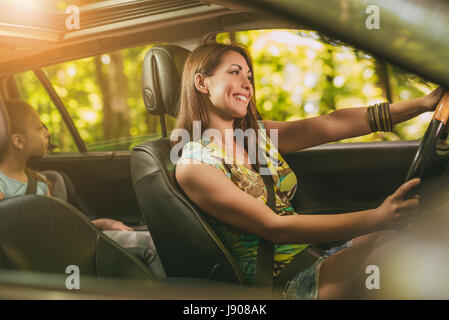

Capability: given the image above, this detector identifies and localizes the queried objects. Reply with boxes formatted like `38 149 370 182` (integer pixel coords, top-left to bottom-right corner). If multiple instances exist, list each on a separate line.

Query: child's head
2 100 50 159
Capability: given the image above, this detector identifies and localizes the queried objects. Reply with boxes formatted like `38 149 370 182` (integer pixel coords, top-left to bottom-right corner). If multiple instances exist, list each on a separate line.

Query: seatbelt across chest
223 162 276 290
255 172 276 290
25 172 37 195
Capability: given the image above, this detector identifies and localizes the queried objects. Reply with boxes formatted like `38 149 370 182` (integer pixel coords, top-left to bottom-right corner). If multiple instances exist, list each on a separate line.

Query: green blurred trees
16 29 437 152
15 44 176 152
219 30 437 143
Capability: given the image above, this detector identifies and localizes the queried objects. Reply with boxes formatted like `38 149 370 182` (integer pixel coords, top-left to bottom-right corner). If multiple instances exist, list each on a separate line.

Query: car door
286 140 448 215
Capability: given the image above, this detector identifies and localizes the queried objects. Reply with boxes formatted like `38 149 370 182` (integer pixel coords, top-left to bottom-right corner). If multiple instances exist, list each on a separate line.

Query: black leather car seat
0 195 158 284
39 169 167 279
41 170 91 215
131 45 246 285
0 195 264 298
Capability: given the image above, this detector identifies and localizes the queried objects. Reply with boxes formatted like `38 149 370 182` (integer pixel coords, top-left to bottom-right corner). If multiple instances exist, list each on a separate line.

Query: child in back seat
0 100 166 278
0 99 131 231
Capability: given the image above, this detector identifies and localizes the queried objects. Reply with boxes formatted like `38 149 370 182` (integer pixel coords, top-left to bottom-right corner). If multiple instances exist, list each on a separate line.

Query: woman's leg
318 230 399 299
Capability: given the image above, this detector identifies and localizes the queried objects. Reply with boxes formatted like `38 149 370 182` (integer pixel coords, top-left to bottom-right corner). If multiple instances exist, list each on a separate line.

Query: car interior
1 0 449 299
0 93 266 298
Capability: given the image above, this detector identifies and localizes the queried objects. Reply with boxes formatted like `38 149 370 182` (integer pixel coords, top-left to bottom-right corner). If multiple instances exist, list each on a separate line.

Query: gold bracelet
373 104 381 132
378 103 386 131
367 106 376 132
380 102 392 132
384 102 393 131
367 103 393 132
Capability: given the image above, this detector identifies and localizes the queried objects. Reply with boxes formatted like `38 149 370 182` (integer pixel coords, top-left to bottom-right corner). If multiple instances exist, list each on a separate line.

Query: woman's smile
233 94 249 103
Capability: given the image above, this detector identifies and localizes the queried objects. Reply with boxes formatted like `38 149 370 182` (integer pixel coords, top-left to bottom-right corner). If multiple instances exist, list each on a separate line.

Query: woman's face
201 50 254 120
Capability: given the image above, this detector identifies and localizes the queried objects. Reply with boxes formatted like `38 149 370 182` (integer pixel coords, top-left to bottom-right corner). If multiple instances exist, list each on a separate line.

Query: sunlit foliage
16 29 437 152
218 30 437 143
15 45 176 151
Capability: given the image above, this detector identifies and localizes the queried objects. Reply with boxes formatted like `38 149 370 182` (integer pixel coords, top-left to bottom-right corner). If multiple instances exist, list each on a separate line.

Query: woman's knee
317 230 399 299
352 230 398 247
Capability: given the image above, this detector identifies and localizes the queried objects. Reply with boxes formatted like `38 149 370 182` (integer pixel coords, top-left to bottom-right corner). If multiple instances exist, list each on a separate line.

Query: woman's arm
175 161 420 244
265 88 446 154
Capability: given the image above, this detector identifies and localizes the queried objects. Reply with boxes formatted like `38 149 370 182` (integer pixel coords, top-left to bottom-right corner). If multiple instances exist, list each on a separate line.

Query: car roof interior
2 0 448 88
0 0 306 76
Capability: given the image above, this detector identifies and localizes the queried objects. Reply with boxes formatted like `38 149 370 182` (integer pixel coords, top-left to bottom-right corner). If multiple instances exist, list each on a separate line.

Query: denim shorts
283 240 353 300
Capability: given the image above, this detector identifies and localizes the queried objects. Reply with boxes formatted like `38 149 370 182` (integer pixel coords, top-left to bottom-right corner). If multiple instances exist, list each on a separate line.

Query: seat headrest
0 97 10 155
142 45 191 118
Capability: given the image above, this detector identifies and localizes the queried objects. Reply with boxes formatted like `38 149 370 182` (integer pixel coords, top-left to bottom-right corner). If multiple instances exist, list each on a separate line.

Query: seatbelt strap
255 172 276 291
223 162 275 291
25 172 37 195
257 171 320 293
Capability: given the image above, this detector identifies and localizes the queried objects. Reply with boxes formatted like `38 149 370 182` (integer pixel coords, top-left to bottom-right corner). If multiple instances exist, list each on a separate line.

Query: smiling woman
1 0 449 303
217 30 439 143
172 40 446 300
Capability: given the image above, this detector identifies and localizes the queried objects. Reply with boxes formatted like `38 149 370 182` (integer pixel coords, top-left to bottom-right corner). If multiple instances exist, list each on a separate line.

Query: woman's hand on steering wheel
422 87 447 112
405 88 449 182
374 178 421 230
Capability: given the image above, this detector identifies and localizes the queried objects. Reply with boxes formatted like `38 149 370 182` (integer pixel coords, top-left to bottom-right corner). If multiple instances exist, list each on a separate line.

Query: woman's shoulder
179 140 209 161
180 140 207 154
178 139 224 169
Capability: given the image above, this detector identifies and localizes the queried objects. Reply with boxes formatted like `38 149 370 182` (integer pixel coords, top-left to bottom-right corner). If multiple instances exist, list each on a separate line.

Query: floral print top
177 120 308 285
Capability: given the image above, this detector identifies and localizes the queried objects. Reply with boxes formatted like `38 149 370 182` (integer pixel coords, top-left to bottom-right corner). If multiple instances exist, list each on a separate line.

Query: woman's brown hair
173 43 265 172
1 100 50 188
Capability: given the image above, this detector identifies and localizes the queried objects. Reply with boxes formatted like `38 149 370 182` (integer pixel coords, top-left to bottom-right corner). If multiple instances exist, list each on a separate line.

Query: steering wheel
406 92 449 181
405 92 449 201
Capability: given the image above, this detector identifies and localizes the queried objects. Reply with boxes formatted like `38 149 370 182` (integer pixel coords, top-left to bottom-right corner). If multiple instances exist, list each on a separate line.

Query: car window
217 30 438 143
16 44 177 152
15 70 78 152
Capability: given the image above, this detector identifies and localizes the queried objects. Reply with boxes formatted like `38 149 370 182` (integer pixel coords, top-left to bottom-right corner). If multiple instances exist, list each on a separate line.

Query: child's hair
1 99 51 189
